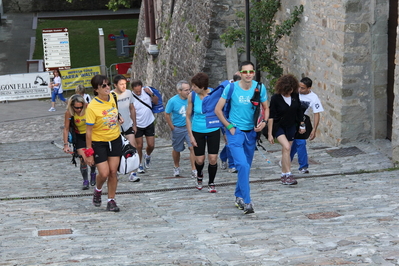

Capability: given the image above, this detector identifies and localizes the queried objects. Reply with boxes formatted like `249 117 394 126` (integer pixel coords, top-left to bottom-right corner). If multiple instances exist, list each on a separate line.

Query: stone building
131 0 399 162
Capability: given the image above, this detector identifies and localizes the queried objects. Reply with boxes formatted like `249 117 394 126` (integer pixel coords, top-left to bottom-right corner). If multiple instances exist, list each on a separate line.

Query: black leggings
192 129 220 156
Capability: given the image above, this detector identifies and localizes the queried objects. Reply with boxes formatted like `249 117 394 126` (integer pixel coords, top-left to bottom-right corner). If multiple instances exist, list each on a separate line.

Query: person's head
176 80 191 99
233 71 241 82
113 74 128 94
53 69 62 78
191 72 209 93
238 61 255 83
91 75 110 96
275 74 299 96
75 84 86 96
131 80 143 95
67 94 86 115
299 77 312 95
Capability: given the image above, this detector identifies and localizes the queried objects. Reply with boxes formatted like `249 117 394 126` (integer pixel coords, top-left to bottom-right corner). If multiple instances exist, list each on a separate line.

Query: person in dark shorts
85 75 123 212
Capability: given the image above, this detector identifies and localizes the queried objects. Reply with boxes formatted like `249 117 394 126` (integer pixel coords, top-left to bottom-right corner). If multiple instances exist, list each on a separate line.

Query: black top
269 92 304 127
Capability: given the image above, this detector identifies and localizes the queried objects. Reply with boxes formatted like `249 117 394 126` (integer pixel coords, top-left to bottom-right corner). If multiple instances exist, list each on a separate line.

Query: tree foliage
65 0 134 11
221 0 303 85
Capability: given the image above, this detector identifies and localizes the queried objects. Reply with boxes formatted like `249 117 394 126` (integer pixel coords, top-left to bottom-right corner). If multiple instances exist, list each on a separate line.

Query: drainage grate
38 229 73 236
306 212 341 220
326 146 365 157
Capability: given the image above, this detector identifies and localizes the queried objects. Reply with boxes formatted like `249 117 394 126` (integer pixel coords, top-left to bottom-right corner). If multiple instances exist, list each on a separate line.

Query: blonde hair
75 84 86 95
67 94 86 116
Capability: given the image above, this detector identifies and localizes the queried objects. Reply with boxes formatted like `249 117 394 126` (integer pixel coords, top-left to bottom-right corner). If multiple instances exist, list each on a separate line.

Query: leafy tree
65 0 137 11
221 0 303 86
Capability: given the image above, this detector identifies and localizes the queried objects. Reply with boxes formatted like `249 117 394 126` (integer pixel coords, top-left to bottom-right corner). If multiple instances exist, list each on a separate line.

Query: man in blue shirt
215 61 269 214
164 80 197 178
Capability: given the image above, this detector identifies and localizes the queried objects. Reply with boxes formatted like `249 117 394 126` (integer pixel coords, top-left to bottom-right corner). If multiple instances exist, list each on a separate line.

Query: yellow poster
60 66 101 91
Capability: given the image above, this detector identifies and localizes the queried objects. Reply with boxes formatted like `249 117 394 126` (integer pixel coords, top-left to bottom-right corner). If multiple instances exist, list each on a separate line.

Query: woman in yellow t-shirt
86 75 123 212
63 94 97 190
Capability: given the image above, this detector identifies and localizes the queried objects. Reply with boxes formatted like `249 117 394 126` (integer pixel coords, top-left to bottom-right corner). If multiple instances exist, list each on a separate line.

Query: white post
98 28 106 75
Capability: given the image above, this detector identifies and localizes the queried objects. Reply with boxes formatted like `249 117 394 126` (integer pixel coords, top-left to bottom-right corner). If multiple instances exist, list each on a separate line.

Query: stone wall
276 0 389 145
131 0 244 138
391 3 399 163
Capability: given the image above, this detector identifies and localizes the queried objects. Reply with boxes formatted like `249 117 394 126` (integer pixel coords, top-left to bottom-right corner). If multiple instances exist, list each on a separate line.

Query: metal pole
245 0 250 61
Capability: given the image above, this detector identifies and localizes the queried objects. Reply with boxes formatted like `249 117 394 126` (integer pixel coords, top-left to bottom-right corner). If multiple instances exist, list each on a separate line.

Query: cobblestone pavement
1 107 399 265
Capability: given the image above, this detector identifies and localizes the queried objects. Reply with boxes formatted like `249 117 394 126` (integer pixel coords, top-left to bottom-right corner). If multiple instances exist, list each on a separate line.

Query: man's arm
164 112 174 131
129 102 137 133
309 112 320 140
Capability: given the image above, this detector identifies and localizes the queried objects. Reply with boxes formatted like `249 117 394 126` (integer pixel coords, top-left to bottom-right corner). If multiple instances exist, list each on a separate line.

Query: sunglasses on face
240 70 255 74
101 83 111 88
73 106 83 110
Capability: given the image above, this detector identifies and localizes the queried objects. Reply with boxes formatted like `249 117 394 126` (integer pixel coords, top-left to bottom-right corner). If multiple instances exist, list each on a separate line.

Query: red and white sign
42 28 71 71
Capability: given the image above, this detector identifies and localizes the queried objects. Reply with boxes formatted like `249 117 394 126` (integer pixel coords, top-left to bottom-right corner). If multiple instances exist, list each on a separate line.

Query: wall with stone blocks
391 3 399 163
277 0 389 145
131 0 244 138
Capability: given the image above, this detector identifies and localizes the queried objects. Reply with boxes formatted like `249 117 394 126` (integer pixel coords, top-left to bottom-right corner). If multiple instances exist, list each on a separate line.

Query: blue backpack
192 80 234 128
147 86 164 113
134 86 165 113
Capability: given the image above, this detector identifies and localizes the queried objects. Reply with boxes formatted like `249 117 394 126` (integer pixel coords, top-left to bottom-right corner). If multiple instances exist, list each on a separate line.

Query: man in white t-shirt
290 77 324 174
112 75 139 181
131 80 159 174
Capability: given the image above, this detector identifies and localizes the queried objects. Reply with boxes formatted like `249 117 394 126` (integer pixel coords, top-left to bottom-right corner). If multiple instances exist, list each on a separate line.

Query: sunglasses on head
240 70 255 74
73 106 83 110
101 83 111 88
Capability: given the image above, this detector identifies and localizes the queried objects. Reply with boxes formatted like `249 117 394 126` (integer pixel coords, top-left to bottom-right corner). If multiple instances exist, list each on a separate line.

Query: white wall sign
42 28 71 71
0 72 51 101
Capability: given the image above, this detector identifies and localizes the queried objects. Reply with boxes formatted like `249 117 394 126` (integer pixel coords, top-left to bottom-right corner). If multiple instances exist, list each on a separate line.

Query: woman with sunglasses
63 94 97 190
85 75 123 212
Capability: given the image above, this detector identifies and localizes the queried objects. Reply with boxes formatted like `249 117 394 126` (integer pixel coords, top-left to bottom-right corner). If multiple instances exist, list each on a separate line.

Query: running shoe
208 183 217 193
228 167 238 173
143 154 151 169
129 172 140 182
196 178 203 190
191 170 197 179
285 174 298 185
173 167 180 177
243 203 255 214
221 161 227 170
48 107 56 112
106 199 120 212
137 165 145 173
235 197 245 210
299 168 309 174
93 189 102 207
82 180 89 190
90 172 96 186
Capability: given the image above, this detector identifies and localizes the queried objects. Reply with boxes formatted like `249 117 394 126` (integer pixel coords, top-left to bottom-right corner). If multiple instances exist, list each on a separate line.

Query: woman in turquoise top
186 72 220 193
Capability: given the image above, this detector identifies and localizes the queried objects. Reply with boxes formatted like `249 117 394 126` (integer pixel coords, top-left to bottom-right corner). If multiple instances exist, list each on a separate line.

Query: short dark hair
239 61 254 71
275 74 299 95
191 72 209 90
113 74 127 85
91 75 108 96
233 74 241 81
300 77 312 88
131 80 143 88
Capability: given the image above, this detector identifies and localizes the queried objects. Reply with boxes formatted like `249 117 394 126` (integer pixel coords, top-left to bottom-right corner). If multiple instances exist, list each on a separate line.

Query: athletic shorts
92 135 122 164
192 129 220 156
75 133 86 150
135 122 155 138
123 126 135 136
171 126 191 152
274 125 296 141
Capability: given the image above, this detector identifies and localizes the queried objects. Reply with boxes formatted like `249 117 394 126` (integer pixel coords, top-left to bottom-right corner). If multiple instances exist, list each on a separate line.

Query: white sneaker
220 161 227 170
137 165 145 173
48 107 56 112
191 170 197 179
143 154 151 169
173 167 180 177
129 172 140 182
228 167 238 173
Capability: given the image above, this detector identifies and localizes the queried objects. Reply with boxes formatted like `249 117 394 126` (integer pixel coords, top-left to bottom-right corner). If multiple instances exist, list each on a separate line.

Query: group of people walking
56 59 323 214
